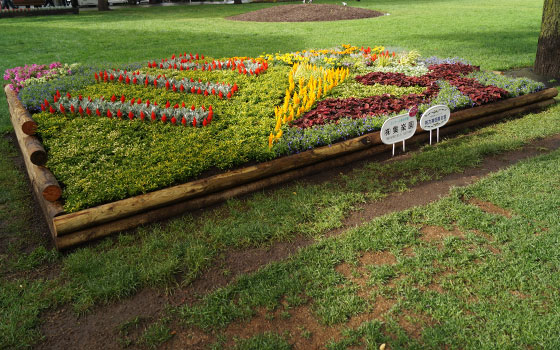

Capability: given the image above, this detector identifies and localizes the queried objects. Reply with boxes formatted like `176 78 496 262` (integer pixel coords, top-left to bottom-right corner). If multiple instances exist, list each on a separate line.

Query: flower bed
5 45 554 248
0 6 78 18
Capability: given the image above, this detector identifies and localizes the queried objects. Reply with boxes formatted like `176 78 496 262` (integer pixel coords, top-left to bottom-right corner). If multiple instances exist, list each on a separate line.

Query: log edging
5 84 558 249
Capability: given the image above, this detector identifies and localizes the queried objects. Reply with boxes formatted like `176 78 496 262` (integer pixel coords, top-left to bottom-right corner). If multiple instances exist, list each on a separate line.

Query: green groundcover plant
7 45 544 212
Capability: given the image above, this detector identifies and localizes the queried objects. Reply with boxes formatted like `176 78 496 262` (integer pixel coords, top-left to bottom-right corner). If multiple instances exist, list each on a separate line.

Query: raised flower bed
5 45 557 249
0 6 78 18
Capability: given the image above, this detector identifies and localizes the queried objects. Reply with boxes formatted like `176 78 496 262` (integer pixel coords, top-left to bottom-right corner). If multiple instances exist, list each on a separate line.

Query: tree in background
98 0 109 10
534 0 559 77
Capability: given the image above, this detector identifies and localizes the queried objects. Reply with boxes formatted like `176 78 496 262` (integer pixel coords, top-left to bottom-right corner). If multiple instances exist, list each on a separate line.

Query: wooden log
54 98 556 249
4 85 37 135
52 88 558 236
25 136 48 166
4 86 65 239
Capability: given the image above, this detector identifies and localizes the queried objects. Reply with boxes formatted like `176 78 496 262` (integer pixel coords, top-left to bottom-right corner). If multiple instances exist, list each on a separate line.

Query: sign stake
437 127 440 143
392 143 395 156
429 129 432 145
402 140 406 152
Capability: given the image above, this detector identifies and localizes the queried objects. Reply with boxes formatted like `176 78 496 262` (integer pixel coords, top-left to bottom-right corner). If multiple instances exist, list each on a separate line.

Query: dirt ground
227 3 384 22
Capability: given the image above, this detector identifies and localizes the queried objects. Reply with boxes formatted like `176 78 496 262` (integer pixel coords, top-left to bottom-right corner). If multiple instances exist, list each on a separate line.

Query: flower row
95 69 238 99
269 63 350 146
148 54 268 76
356 63 509 105
42 91 213 127
4 62 74 93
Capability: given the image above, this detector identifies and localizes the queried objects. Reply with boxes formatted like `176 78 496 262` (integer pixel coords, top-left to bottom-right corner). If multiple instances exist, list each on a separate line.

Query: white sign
419 105 450 145
380 113 417 155
420 105 450 130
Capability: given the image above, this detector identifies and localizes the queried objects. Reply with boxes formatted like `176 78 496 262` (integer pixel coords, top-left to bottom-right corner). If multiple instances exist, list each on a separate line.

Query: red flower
140 111 145 121
146 100 150 107
111 95 117 103
171 116 177 125
96 108 101 116
128 111 134 120
192 117 197 127
107 110 113 118
174 103 179 109
133 77 137 84
86 107 92 116
151 111 156 121
191 87 196 94
172 84 177 92
180 85 184 92
120 95 126 103
79 106 84 115
117 109 123 119
125 76 131 84
118 75 123 82
203 118 207 127
191 104 195 111
130 97 136 105
59 104 66 114
197 88 202 94
218 91 223 99
40 104 45 111
181 117 186 126
44 99 49 107
94 72 99 81
110 74 115 81
70 105 75 113
227 92 232 99
154 80 158 87
161 114 167 123
165 101 171 108
49 106 55 114
165 80 170 90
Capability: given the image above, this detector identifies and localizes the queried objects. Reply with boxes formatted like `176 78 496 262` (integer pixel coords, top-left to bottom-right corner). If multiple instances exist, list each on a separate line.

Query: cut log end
42 185 62 202
22 120 38 136
29 150 48 166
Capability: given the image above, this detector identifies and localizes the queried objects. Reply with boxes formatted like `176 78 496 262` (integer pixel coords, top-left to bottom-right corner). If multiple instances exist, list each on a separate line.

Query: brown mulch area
227 4 384 22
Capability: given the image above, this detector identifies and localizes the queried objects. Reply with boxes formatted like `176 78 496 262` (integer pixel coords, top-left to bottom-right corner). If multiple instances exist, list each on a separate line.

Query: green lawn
1 0 559 349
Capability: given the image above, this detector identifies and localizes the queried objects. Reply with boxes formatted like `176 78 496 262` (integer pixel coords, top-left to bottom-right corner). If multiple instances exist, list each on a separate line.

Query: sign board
380 113 418 156
419 105 450 131
380 113 417 145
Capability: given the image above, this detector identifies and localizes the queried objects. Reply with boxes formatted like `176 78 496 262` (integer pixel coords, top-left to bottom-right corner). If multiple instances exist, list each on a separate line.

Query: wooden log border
5 85 558 249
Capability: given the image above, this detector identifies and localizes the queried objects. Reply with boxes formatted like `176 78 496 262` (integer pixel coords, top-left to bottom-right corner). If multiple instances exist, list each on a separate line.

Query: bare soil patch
468 198 512 218
227 4 384 22
420 225 465 243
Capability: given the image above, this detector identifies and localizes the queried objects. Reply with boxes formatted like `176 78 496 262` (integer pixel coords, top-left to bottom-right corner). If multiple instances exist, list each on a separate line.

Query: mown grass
178 144 560 350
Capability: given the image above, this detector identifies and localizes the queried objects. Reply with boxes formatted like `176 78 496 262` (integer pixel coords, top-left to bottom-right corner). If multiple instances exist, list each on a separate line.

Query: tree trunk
534 0 560 78
98 0 109 10
70 0 78 7
233 0 242 4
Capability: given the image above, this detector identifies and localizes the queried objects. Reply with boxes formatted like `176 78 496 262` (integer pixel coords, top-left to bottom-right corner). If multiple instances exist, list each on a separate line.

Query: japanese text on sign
419 105 451 131
380 113 417 144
